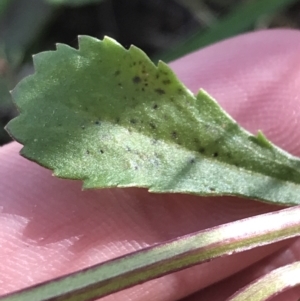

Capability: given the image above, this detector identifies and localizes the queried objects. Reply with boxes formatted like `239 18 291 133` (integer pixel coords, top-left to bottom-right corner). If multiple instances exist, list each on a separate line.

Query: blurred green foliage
159 0 300 62
46 0 103 5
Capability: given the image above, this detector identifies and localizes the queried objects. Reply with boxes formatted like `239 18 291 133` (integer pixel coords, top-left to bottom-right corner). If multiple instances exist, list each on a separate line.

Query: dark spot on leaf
95 121 100 125
81 125 85 129
190 158 195 164
118 83 122 87
144 83 148 87
155 88 165 95
153 104 158 109
134 166 138 170
133 76 141 84
156 74 160 79
86 150 90 154
199 147 205 153
171 131 177 139
130 118 137 124
213 152 219 157
100 149 104 154
209 187 215 192
116 117 120 123
149 122 156 129
142 88 145 91
126 146 131 152
178 88 183 94
114 70 120 76
162 79 171 85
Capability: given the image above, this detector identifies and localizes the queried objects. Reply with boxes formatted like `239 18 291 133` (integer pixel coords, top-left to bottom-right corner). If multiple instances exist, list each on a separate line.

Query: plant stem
227 261 300 301
1 205 300 301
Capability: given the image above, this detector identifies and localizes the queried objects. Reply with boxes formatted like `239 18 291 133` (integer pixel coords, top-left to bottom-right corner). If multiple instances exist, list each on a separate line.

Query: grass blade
0 0 11 20
158 0 299 62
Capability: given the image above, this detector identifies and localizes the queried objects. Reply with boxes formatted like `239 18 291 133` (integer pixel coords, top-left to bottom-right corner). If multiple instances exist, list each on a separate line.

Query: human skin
1 29 300 301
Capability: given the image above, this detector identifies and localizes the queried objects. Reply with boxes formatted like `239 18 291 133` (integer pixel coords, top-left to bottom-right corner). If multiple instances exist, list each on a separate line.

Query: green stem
1 206 300 301
227 261 300 301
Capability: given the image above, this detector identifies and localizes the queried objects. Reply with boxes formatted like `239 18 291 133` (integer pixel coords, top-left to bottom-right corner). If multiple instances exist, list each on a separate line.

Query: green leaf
6 36 300 205
2 205 300 301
